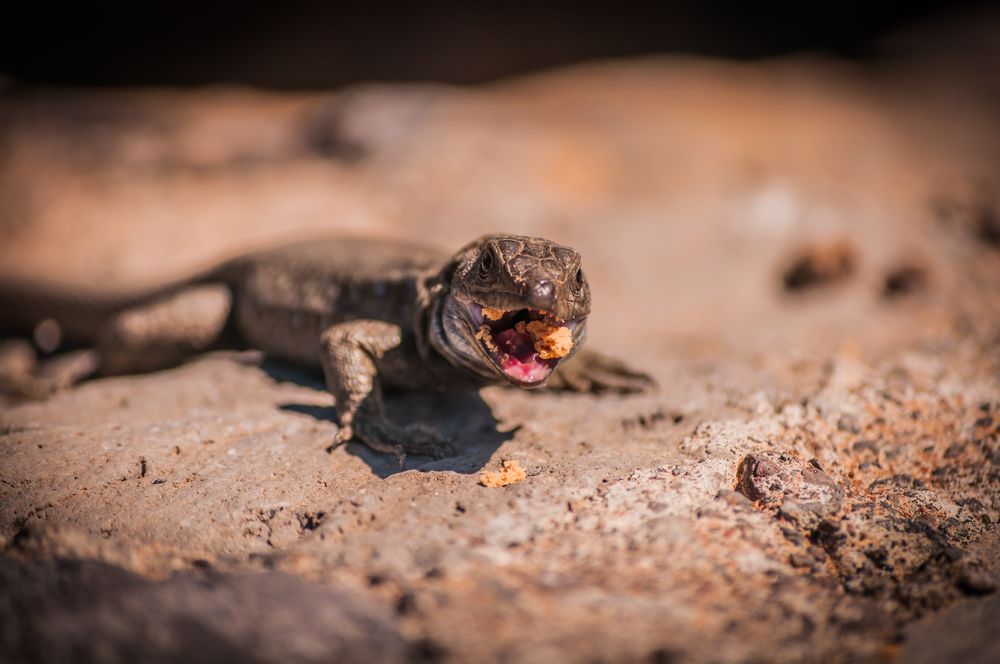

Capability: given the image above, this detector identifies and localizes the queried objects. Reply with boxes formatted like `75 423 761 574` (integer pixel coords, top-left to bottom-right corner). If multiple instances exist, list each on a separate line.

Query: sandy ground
1 42 999 663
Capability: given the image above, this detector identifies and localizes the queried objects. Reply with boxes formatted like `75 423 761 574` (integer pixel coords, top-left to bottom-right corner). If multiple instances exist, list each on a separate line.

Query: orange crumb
525 320 573 359
480 459 527 487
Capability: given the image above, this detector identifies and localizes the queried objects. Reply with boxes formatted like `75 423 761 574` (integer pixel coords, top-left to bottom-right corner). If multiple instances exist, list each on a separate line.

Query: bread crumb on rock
479 459 527 487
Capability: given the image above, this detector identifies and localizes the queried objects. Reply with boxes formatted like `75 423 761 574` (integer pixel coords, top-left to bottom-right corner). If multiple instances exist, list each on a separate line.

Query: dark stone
868 474 926 492
0 556 408 664
809 520 843 554
883 264 928 298
781 241 855 292
957 565 998 596
852 440 878 455
900 594 1000 664
789 552 814 569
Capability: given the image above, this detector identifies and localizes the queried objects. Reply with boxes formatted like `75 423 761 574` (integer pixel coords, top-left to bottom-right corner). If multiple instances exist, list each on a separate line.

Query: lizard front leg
319 320 453 465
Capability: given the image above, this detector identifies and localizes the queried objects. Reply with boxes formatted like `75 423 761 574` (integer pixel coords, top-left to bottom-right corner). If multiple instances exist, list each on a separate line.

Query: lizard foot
0 342 99 399
326 425 355 454
547 349 657 395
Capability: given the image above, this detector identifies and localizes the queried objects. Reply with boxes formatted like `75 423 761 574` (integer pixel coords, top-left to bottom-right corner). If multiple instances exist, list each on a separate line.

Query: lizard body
1 234 653 462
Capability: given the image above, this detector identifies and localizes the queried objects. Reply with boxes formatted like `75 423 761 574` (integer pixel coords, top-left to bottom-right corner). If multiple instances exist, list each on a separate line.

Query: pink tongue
493 328 550 382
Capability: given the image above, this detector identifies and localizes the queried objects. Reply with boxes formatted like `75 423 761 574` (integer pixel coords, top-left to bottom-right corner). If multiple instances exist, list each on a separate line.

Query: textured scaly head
435 234 591 387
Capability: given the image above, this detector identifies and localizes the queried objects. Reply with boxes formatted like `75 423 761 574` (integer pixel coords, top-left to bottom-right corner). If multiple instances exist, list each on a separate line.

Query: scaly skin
0 234 654 463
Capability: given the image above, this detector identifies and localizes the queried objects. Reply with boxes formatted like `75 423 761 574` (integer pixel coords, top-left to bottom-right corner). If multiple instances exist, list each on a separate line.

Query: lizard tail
0 275 194 344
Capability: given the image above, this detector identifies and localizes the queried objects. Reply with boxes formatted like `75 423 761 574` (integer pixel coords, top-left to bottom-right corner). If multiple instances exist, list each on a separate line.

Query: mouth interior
470 305 565 384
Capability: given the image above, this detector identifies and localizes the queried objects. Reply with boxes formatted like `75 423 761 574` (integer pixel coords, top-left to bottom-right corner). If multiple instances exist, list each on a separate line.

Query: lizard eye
574 268 585 289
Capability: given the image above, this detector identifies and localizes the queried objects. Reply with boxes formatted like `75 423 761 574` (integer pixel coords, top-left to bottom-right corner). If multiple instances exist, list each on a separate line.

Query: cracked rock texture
2 25 1000 664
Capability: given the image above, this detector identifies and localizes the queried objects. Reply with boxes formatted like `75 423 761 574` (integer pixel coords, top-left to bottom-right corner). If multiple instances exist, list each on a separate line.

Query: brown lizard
0 234 654 462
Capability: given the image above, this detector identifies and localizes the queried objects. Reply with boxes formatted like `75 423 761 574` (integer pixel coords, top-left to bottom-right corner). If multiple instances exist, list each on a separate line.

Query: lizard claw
327 428 407 467
326 425 354 454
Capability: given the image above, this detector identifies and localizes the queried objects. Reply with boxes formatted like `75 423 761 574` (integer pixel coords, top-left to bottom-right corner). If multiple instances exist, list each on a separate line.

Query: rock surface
2 42 999 663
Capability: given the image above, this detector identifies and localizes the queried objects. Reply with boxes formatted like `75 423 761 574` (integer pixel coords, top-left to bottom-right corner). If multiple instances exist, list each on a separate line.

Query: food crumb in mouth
475 310 573 382
482 306 506 320
479 459 527 487
475 325 498 352
518 320 574 359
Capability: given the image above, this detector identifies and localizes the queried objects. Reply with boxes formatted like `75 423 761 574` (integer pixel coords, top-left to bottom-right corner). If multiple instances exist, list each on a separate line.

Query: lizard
0 234 654 463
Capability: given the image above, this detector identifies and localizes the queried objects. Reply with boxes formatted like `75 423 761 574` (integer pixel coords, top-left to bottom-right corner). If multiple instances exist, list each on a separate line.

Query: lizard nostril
528 280 556 310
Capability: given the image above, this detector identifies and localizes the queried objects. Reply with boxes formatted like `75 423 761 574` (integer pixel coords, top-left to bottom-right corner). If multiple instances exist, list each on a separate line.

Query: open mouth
468 303 577 386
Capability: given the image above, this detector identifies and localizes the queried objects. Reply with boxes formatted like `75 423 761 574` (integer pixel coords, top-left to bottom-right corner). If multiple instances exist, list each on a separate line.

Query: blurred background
2 0 999 359
2 0 1000 354
1 1 996 88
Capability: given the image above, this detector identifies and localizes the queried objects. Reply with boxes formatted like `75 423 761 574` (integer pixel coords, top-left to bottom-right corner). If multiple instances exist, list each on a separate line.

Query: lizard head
432 234 591 388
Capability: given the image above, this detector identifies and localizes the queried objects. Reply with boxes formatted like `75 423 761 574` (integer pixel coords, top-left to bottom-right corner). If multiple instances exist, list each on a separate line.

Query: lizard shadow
262 357 515 479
